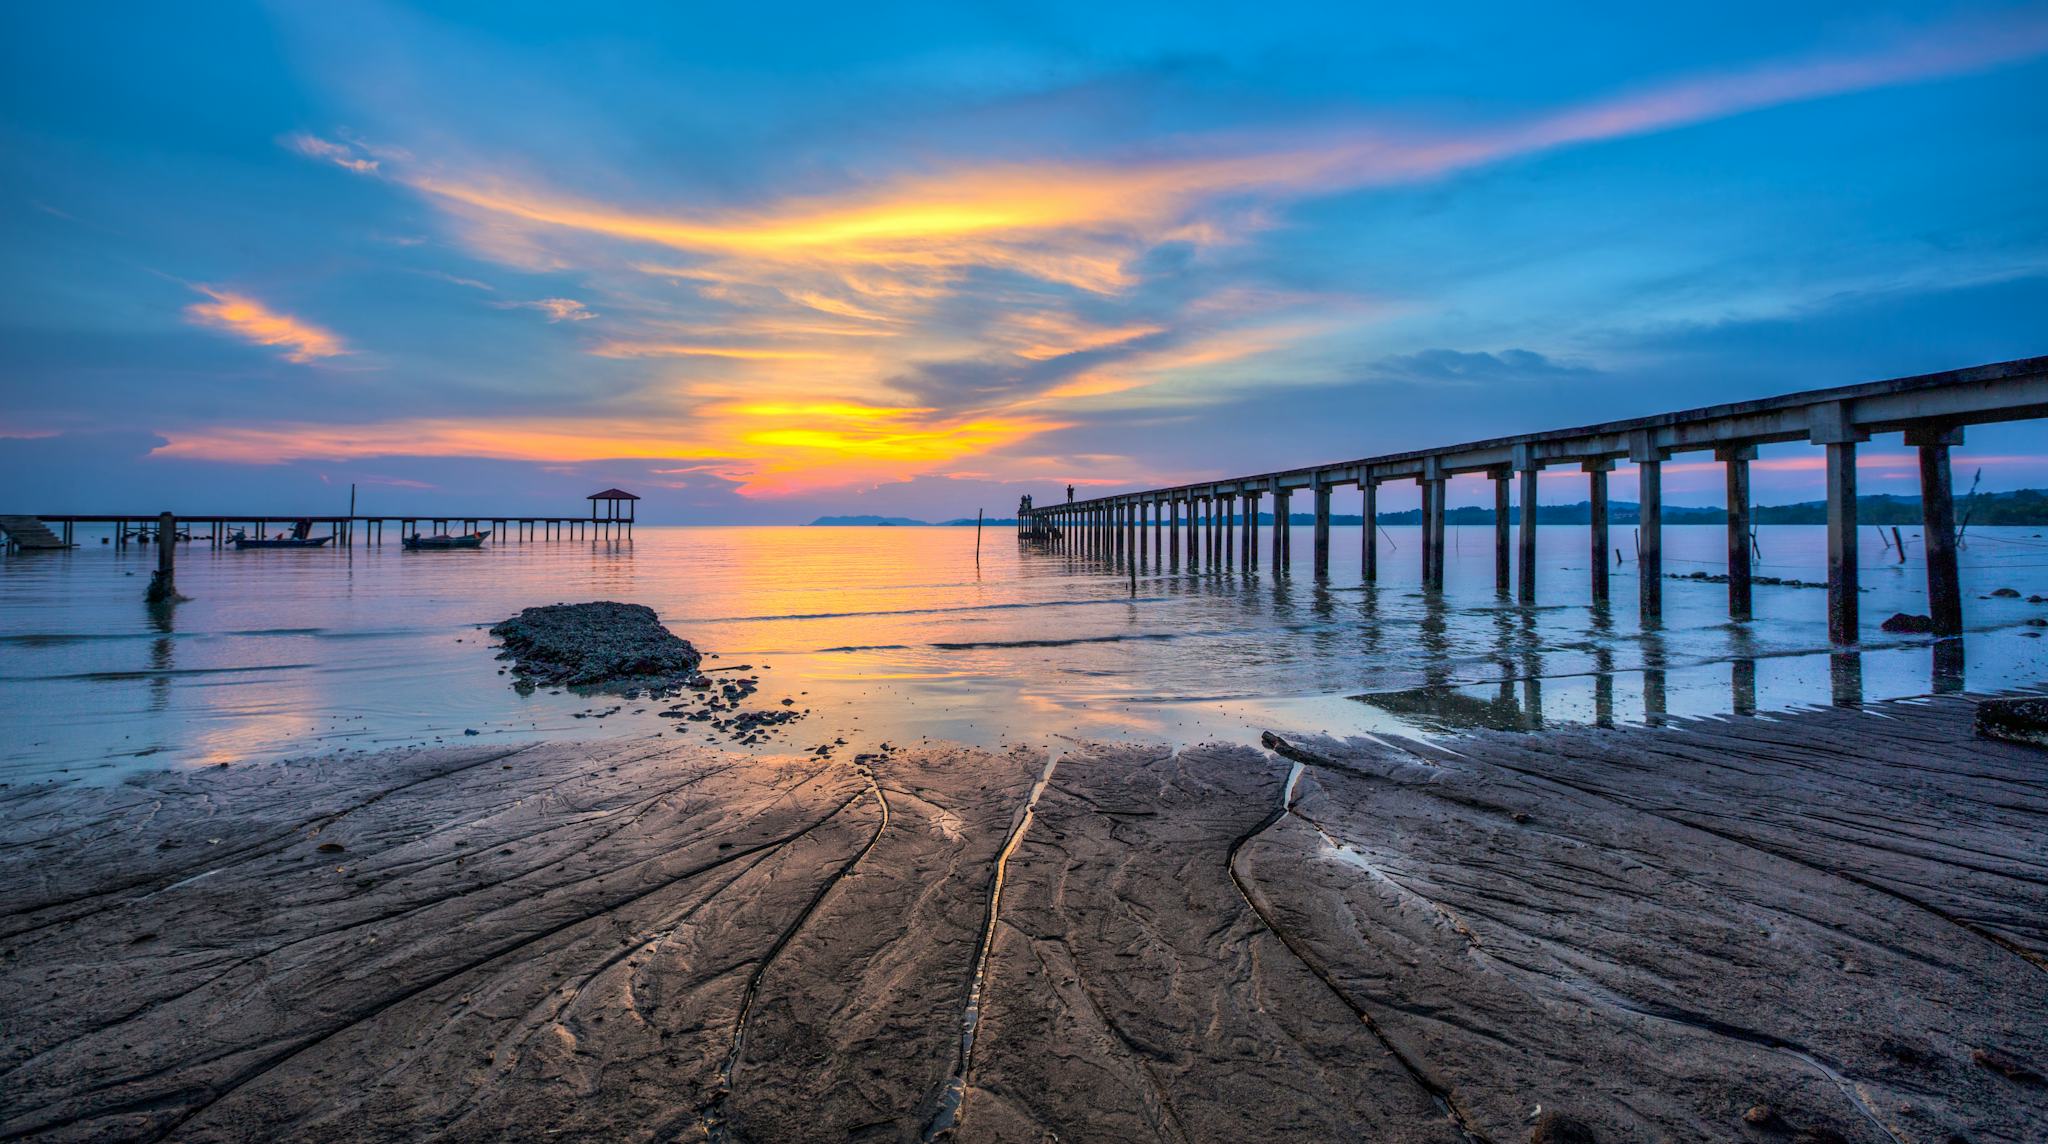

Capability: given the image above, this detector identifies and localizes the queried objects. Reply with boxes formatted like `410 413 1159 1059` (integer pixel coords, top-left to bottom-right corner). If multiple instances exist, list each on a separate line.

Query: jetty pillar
1630 432 1667 624
1271 489 1289 569
1514 446 1541 604
1360 476 1377 582
145 513 176 603
1908 425 1964 636
1152 501 1163 563
1312 484 1332 577
1584 459 1614 606
1219 495 1233 566
1811 402 1867 643
1168 499 1180 566
1719 444 1755 621
1835 444 1867 646
1421 459 1447 588
1490 467 1511 595
1242 491 1259 567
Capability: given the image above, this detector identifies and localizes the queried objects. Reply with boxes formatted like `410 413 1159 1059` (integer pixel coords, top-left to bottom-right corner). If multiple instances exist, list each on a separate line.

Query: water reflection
4 523 2043 780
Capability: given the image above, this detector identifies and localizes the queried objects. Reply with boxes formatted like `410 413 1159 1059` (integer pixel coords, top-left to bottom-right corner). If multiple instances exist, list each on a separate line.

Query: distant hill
808 515 931 527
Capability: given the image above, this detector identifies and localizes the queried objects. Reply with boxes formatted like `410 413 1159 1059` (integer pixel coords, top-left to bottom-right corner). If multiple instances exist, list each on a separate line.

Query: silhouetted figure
1066 484 1075 503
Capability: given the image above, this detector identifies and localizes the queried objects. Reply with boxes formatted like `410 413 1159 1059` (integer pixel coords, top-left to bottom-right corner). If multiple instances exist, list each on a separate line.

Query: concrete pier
1911 426 1964 636
1584 459 1612 606
1718 444 1754 620
1020 357 2047 641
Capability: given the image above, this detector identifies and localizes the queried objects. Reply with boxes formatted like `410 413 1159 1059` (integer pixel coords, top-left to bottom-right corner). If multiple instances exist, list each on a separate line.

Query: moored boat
403 530 490 550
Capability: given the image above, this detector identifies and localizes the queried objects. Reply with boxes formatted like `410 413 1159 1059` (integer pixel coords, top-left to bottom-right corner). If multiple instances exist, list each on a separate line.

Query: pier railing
1020 355 2048 642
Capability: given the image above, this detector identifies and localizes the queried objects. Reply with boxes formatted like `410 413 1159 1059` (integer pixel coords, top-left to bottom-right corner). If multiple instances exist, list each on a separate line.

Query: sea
2 522 2044 782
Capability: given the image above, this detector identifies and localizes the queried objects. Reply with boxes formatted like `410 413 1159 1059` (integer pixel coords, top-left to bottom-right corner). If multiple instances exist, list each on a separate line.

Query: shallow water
2 522 2044 781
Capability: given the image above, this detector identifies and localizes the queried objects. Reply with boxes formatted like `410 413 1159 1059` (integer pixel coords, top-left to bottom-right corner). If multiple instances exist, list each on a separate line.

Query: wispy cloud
183 286 347 363
281 132 379 174
493 296 595 321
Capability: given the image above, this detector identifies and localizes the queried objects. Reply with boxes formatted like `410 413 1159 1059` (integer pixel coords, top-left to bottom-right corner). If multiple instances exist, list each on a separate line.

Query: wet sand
2 695 2045 1141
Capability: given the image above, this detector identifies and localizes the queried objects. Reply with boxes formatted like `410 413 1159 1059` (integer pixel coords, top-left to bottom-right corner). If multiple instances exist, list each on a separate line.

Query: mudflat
2 694 2044 1142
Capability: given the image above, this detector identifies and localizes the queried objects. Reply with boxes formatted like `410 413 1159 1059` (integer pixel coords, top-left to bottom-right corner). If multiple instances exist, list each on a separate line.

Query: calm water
3 523 2044 782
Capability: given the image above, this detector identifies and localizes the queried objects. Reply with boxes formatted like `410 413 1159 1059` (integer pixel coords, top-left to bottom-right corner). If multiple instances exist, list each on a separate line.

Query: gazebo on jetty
587 488 639 540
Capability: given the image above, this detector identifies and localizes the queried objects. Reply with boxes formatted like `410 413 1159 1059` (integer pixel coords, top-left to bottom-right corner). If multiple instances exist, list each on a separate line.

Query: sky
2 1 2045 523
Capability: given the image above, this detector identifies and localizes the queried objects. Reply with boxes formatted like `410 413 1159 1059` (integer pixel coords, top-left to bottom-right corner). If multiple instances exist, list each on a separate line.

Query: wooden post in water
975 508 983 569
1270 489 1287 569
1908 425 1964 636
1717 444 1755 620
145 512 177 603
1584 458 1614 606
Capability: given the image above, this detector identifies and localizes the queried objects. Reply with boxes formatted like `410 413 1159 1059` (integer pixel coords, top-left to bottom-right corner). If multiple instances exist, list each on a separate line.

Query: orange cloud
183 287 347 363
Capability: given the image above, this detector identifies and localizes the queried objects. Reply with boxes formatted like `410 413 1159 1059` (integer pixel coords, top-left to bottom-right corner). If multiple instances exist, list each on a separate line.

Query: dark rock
489 602 702 691
1742 1103 1786 1129
1990 587 2021 598
1530 1110 1597 1143
1973 1046 2046 1085
1881 613 1935 633
1976 698 2048 749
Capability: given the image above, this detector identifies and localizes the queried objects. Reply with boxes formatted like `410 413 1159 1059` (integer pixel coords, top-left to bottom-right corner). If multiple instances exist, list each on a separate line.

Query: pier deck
1023 355 2048 645
12 513 632 549
4 693 2043 1141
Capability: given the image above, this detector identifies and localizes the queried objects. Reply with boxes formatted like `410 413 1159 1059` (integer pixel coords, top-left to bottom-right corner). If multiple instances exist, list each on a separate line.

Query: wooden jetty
12 488 642 551
1020 356 2048 642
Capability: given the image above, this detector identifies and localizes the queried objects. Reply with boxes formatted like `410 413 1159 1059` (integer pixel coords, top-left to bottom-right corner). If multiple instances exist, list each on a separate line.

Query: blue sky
2 1 2044 522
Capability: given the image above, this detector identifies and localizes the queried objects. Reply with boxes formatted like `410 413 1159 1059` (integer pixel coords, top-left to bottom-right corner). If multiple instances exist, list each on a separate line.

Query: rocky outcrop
489 601 701 690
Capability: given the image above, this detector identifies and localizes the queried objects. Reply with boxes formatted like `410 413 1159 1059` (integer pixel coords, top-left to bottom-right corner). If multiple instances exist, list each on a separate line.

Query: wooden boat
403 530 490 550
231 532 333 549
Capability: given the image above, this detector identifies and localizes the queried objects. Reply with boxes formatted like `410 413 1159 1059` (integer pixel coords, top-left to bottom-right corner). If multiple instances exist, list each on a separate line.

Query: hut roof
586 488 641 501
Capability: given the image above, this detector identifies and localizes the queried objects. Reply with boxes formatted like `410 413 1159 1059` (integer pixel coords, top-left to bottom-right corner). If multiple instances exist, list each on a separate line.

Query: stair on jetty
0 515 67 550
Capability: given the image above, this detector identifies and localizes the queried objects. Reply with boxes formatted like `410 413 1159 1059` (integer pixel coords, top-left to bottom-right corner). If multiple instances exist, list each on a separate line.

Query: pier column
1271 490 1289 569
1221 495 1234 567
1584 458 1614 606
1908 425 1964 636
1152 501 1162 563
1514 446 1541 604
1168 499 1180 565
1312 483 1332 577
1629 433 1667 623
1421 459 1447 588
1718 444 1755 621
1811 402 1867 643
1360 476 1377 582
1489 467 1511 595
1236 491 1253 564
